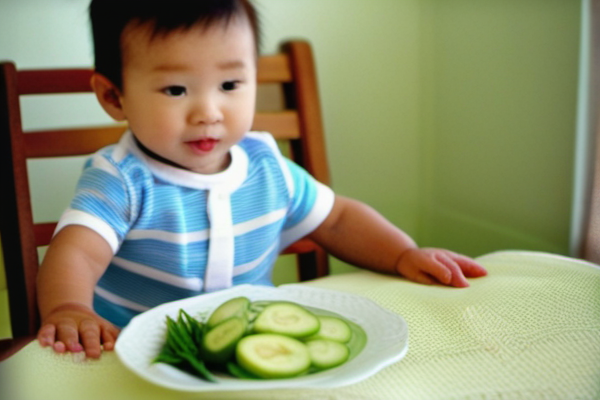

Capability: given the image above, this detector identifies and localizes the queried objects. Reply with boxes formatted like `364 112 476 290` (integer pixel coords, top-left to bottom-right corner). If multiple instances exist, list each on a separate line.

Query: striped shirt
55 131 334 327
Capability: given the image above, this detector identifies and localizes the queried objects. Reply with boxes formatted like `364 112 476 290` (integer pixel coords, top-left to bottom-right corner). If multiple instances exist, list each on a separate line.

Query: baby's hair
89 0 260 89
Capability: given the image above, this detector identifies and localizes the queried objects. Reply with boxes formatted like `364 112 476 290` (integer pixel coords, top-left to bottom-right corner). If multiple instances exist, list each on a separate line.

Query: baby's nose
189 98 222 125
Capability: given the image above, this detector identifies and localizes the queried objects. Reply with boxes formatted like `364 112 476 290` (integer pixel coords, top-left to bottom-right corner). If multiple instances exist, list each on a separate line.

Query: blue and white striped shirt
55 131 334 326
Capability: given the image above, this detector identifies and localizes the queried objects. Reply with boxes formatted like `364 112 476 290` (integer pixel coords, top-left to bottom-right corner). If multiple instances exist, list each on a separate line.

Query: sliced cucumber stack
206 296 250 329
252 302 320 338
236 333 311 379
201 316 247 364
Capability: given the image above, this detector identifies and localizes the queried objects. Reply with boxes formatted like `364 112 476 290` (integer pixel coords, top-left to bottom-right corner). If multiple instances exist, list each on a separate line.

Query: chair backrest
0 40 331 349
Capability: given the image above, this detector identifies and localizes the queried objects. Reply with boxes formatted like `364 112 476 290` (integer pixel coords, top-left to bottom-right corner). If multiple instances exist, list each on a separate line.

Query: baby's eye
163 86 187 97
221 81 240 91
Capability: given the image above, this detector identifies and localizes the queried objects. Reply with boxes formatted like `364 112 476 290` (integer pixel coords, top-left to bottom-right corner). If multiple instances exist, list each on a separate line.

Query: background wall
261 0 581 281
418 0 580 256
0 0 582 293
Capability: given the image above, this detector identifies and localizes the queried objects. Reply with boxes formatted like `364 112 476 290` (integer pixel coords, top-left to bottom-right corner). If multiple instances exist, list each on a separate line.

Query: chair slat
23 125 128 158
17 69 93 95
281 238 318 254
253 111 300 139
23 110 300 159
257 54 292 83
34 222 57 247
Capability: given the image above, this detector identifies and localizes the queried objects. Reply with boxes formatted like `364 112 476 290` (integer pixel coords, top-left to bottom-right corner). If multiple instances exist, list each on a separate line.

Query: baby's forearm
37 225 113 319
309 196 417 275
37 268 96 319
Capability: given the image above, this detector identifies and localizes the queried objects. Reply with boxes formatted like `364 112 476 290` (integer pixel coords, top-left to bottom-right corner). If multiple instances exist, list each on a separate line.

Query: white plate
115 284 408 392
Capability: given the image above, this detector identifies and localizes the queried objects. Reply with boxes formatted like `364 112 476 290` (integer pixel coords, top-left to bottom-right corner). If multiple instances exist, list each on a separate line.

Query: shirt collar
122 130 248 192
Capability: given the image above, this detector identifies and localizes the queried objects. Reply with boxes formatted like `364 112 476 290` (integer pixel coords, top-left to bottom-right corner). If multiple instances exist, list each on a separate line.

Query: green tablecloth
1 250 599 400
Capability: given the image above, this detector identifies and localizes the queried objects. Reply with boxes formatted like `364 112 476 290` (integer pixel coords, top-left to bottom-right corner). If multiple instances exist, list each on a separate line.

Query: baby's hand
395 248 487 287
37 303 120 359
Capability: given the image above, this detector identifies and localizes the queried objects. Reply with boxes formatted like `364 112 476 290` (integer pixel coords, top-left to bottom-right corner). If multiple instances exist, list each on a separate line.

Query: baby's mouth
188 138 219 152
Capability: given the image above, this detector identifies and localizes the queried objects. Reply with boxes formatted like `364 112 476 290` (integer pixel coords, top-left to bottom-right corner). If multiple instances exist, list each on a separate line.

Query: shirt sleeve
54 154 133 253
279 158 335 250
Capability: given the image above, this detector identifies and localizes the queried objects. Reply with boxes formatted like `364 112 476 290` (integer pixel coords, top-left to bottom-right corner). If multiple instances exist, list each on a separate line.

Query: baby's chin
185 153 233 175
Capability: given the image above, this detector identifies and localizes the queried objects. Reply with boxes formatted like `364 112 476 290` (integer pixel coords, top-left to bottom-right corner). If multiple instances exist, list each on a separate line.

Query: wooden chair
0 40 331 360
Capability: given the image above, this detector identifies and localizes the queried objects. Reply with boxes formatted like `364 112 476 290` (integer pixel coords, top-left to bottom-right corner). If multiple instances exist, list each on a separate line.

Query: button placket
203 188 235 291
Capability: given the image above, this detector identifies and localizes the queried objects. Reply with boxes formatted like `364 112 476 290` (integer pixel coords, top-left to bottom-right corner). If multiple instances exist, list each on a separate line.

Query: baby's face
117 17 257 174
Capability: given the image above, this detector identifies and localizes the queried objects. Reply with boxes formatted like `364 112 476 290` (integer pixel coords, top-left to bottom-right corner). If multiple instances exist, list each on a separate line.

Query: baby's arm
36 225 119 358
308 195 487 287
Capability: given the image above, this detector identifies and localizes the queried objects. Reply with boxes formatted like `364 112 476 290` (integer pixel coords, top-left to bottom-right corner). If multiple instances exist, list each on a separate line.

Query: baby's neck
133 135 184 170
132 134 232 174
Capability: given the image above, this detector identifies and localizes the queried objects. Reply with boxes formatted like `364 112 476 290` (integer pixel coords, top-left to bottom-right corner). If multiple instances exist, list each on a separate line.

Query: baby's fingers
38 324 69 353
409 271 435 285
100 324 120 351
398 250 453 285
37 323 57 348
453 254 488 277
80 319 102 358
432 253 469 287
55 320 84 353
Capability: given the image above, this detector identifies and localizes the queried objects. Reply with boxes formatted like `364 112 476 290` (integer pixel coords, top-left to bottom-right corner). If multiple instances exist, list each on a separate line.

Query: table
1 250 599 400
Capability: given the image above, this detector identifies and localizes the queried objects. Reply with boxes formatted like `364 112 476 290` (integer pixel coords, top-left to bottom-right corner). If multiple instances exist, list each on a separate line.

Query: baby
37 0 487 359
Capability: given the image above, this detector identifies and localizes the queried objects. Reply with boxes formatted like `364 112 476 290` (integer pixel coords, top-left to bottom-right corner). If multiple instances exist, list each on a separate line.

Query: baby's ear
90 73 126 121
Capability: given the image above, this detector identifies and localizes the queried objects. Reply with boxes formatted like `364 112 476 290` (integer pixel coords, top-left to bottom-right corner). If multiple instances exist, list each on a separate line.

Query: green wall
0 0 582 290
258 0 425 281
418 0 580 257
263 0 581 283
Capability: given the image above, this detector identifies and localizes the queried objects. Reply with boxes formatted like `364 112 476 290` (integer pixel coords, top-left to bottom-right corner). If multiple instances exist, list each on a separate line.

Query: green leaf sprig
153 309 216 382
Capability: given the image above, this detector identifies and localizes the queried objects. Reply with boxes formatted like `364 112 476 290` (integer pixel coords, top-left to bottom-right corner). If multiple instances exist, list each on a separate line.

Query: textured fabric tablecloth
1 250 599 400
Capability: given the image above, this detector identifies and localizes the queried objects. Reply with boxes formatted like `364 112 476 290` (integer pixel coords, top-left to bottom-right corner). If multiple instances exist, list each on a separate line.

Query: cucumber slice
306 315 352 343
236 333 311 379
201 316 247 364
306 339 350 370
253 302 320 338
207 297 250 329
